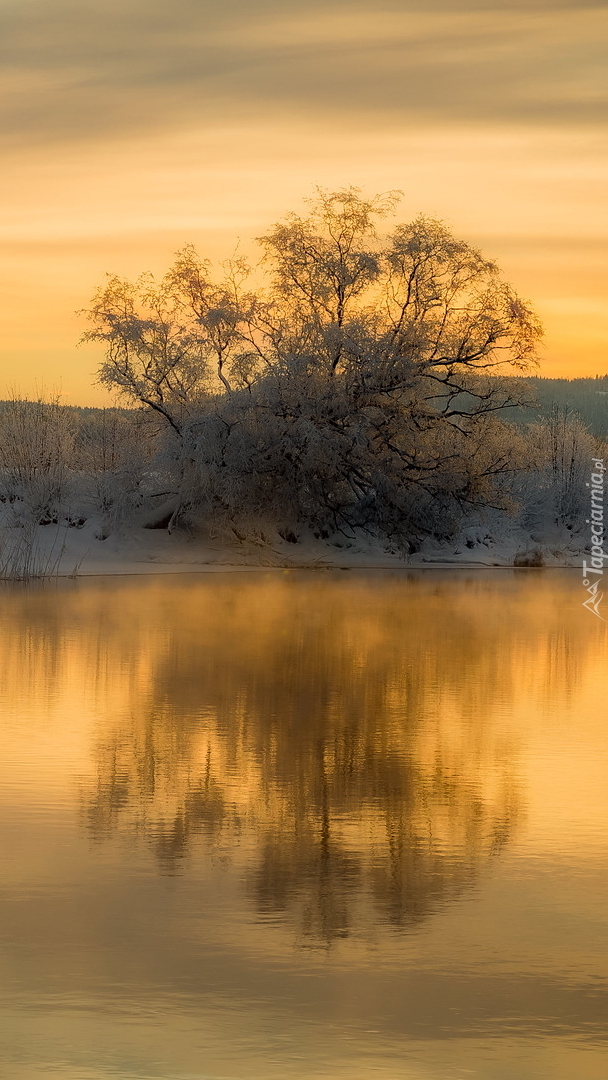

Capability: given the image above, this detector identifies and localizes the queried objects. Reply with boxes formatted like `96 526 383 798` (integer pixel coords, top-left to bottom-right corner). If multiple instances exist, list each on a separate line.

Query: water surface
1 570 607 1079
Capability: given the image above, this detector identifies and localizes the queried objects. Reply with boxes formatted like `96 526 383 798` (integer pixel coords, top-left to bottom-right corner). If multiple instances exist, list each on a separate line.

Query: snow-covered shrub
515 407 600 532
0 397 76 578
176 365 526 552
0 396 75 521
71 407 163 527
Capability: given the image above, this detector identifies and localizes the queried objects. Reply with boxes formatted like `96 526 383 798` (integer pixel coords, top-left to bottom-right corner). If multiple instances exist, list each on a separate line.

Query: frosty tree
81 189 542 547
80 248 257 435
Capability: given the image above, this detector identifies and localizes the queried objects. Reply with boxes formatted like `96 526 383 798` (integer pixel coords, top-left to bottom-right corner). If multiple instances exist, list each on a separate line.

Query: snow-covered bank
0 515 586 578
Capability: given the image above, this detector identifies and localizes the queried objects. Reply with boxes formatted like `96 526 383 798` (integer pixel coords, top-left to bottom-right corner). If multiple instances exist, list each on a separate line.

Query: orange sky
1 0 607 404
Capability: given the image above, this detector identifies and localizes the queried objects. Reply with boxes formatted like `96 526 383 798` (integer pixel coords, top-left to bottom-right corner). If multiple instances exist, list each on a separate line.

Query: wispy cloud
0 1 606 148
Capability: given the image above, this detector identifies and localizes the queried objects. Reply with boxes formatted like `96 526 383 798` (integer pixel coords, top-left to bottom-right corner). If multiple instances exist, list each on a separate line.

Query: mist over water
1 570 607 1079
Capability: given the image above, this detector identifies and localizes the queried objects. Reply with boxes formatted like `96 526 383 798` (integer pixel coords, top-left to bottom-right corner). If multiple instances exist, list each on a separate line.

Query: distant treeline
4 375 607 435
508 375 608 437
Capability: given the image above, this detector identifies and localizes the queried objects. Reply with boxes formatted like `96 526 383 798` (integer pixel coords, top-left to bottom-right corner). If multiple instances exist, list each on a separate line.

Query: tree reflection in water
74 572 526 945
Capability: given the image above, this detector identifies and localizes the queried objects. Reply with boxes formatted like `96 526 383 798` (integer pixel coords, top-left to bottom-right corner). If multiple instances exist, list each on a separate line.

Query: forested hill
2 376 608 436
510 375 608 437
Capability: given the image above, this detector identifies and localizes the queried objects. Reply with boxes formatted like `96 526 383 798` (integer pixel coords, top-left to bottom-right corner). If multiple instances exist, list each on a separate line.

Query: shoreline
0 518 586 580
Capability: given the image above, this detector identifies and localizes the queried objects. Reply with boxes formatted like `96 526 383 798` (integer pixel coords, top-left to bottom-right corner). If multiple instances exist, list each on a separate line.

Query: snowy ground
0 512 587 578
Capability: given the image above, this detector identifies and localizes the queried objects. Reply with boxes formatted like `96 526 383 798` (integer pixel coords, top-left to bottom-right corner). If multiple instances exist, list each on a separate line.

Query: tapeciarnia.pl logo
582 457 605 620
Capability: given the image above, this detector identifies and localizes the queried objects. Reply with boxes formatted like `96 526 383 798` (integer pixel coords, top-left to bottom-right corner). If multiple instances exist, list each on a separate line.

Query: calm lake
1 569 607 1080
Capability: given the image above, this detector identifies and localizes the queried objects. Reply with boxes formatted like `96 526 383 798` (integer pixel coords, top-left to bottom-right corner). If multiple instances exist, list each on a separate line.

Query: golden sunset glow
1 1 607 402
1 571 608 1080
1 572 605 851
